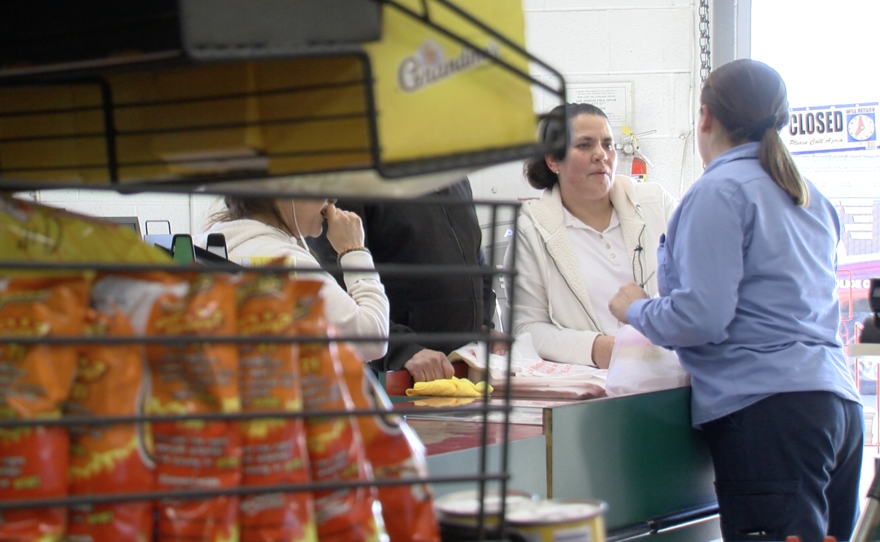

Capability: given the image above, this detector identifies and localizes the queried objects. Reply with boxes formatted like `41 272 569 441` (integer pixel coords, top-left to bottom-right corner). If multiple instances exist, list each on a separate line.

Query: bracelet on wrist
337 246 370 264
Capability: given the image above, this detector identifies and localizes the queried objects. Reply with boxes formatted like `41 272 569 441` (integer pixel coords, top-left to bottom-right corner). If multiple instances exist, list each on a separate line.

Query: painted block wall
472 0 701 207
24 189 222 239
31 0 703 236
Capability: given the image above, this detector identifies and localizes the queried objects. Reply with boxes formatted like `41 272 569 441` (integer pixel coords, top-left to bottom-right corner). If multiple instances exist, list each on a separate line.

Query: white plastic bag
605 325 689 397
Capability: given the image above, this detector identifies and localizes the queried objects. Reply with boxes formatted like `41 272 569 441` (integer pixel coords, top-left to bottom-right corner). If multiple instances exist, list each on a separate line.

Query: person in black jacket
309 178 503 382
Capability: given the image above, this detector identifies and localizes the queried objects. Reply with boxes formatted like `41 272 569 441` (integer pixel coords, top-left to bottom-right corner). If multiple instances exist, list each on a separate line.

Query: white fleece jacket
506 176 677 366
196 219 390 362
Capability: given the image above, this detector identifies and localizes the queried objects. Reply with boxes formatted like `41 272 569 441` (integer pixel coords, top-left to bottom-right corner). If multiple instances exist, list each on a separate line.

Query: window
750 0 880 347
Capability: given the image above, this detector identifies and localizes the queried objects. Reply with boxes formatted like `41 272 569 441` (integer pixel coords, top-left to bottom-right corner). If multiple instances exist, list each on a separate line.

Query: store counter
401 387 720 542
410 413 547 499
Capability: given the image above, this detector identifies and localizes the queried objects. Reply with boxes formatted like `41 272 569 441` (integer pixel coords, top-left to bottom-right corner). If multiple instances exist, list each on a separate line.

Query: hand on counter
482 325 509 355
608 282 649 325
404 349 455 383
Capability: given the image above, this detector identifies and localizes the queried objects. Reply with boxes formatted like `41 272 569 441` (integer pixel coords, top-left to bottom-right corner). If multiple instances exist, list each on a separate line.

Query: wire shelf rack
0 0 566 195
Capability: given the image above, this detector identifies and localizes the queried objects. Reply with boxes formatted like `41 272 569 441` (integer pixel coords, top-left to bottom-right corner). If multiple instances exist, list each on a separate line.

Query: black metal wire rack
0 2 562 539
0 0 566 193
0 195 525 542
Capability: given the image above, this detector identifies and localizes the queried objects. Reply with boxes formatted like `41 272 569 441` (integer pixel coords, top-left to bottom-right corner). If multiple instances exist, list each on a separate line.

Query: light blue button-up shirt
626 142 860 427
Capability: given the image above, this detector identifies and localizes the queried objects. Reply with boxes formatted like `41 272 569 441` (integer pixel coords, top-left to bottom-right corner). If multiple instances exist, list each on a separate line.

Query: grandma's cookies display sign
363 0 539 165
786 103 878 155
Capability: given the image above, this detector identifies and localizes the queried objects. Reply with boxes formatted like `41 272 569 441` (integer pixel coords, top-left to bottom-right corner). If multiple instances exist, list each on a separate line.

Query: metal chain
699 0 711 82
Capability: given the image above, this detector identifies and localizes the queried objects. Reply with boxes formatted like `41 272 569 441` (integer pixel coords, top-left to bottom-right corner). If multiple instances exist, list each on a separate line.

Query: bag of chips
334 342 440 542
237 273 317 542
144 273 241 542
92 272 241 542
0 196 170 268
294 281 385 542
65 309 153 542
0 276 89 542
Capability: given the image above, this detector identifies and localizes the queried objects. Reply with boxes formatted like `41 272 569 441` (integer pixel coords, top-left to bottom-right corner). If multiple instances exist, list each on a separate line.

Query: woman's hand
404 349 455 383
482 325 509 355
324 204 365 254
592 335 615 368
608 282 649 324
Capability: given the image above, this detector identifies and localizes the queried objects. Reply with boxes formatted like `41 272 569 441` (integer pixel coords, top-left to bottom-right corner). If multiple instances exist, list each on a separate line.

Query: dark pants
702 391 863 542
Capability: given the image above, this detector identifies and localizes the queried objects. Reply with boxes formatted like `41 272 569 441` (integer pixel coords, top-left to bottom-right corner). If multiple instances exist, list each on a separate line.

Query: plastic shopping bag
605 325 689 397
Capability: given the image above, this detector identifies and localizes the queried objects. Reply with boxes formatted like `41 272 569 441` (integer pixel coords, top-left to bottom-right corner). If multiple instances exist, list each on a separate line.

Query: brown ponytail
210 196 290 232
701 59 809 207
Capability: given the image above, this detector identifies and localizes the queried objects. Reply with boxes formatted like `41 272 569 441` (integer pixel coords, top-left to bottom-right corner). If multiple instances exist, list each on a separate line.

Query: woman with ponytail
198 196 390 362
609 59 862 542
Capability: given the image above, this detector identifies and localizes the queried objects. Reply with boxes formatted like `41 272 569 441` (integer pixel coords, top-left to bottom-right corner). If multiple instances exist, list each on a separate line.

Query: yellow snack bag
0 196 171 269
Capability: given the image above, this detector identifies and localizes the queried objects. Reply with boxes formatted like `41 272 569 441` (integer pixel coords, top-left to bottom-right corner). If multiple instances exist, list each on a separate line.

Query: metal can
505 499 608 542
434 489 538 528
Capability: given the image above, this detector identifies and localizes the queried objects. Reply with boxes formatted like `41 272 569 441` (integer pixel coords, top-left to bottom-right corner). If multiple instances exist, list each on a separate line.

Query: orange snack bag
335 342 440 542
0 276 89 542
237 273 316 542
65 309 153 542
295 281 385 542
143 272 241 542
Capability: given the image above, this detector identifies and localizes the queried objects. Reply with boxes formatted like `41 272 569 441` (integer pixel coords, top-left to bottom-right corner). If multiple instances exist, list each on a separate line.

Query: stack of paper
448 334 606 400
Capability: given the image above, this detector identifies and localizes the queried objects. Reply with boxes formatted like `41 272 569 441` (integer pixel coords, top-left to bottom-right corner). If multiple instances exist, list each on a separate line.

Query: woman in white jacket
198 196 389 362
508 103 677 368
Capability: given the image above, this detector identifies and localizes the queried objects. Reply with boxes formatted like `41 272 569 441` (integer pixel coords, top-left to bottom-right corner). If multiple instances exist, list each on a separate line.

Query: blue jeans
702 391 863 542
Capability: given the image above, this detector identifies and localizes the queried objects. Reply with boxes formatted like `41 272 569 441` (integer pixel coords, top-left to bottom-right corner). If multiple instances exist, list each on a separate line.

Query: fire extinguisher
631 156 648 182
619 126 654 182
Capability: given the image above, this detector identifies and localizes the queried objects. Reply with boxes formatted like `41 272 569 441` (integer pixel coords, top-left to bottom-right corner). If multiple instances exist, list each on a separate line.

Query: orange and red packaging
144 273 241 542
0 198 171 542
0 206 443 542
0 275 89 542
294 281 386 542
65 309 153 542
236 273 317 542
334 341 440 542
92 271 242 542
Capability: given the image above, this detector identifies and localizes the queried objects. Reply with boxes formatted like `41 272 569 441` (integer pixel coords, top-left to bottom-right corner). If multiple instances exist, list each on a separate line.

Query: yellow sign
364 0 537 164
0 1 544 188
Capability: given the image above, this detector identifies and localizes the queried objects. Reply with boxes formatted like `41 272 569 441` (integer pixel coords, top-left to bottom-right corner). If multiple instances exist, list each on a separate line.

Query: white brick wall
471 0 701 204
32 189 221 236
36 0 703 231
